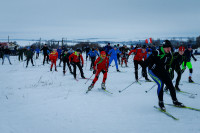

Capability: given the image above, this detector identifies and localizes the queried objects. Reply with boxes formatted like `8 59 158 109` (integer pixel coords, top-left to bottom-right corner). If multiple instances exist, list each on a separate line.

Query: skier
57 46 62 67
144 40 185 110
117 44 121 65
182 45 197 83
25 47 34 67
35 47 40 59
85 46 91 61
121 48 129 67
62 50 73 75
88 51 109 91
49 49 58 71
2 46 12 65
40 44 50 65
128 45 150 81
86 48 99 70
103 43 113 55
69 49 85 79
108 45 122 72
166 46 187 91
18 47 24 61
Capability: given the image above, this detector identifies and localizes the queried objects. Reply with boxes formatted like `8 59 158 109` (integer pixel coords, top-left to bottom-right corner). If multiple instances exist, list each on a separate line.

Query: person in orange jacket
87 51 109 92
49 49 58 71
69 49 85 79
128 45 150 82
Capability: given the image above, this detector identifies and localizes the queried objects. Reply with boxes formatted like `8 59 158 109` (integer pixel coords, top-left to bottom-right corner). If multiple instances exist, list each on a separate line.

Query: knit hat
162 40 172 48
178 46 185 52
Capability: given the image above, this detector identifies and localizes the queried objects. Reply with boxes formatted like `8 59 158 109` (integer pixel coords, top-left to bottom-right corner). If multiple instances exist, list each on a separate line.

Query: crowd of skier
0 40 198 111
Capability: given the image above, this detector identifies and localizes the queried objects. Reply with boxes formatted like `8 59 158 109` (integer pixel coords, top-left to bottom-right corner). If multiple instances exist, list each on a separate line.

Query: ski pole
84 74 94 84
119 76 142 93
145 83 157 93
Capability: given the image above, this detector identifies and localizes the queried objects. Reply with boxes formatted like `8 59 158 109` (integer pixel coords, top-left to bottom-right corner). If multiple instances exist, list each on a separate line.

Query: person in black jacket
25 47 34 67
182 45 197 83
166 46 187 91
40 44 49 65
2 46 12 65
62 50 73 75
144 40 184 111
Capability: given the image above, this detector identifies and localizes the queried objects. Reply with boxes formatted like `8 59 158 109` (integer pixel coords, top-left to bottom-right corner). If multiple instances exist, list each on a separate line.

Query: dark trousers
90 57 96 69
27 57 34 66
148 69 177 102
63 61 72 72
36 53 39 59
19 54 23 61
170 66 182 87
134 60 148 80
72 62 84 78
43 54 49 65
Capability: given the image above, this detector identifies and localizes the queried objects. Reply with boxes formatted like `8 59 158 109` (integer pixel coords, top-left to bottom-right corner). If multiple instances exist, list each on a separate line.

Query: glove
93 70 96 74
194 58 197 62
181 69 185 74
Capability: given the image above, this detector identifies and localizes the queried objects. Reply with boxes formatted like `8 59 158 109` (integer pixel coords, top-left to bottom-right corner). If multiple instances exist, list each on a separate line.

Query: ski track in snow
0 54 200 133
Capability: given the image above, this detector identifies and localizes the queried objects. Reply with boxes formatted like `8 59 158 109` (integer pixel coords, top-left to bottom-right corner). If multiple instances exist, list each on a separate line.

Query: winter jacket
57 49 62 59
184 49 196 62
87 50 99 57
108 49 121 57
128 49 147 61
69 52 84 66
49 52 58 60
25 50 34 58
103 45 113 54
93 56 109 71
40 47 49 55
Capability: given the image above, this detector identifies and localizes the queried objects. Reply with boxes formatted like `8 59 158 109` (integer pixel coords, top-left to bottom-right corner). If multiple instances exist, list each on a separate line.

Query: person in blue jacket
87 48 99 70
35 47 40 59
57 47 62 67
103 43 113 55
108 45 122 72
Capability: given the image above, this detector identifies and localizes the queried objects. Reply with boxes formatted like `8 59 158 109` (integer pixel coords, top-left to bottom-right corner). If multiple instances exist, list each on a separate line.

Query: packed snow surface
0 54 200 133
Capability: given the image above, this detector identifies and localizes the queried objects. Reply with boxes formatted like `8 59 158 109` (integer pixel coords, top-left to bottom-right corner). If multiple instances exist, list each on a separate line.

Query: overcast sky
0 0 200 40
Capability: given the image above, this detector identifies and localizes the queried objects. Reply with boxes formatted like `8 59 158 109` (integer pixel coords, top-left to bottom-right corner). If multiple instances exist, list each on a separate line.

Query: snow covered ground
0 54 200 133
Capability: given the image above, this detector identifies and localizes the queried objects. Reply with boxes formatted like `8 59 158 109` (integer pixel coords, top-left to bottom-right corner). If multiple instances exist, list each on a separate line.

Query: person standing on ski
103 43 112 55
166 46 187 91
144 40 185 111
121 49 129 67
128 45 150 81
49 49 58 71
108 45 121 72
69 49 85 79
35 47 40 59
40 44 50 65
87 48 99 70
182 45 197 83
25 47 34 67
62 50 73 75
57 46 62 67
88 51 109 91
2 46 12 65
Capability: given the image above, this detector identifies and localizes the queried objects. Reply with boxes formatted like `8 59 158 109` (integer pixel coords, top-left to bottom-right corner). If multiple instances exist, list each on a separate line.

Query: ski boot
101 82 106 90
63 71 66 75
189 76 194 83
50 68 52 71
117 69 120 72
175 86 181 91
159 101 166 111
55 68 57 72
81 75 86 79
173 100 185 107
88 84 94 91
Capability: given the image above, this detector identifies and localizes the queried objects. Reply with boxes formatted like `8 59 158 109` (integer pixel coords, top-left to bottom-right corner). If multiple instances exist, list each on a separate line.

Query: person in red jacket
87 51 109 91
128 45 150 82
69 49 85 79
49 49 58 71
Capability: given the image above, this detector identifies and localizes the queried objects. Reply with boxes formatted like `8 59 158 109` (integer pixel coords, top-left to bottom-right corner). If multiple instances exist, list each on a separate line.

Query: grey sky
0 0 200 40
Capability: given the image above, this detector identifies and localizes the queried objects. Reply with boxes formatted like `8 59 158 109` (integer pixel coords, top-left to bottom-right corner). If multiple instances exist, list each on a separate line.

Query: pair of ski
86 88 113 94
154 104 200 120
